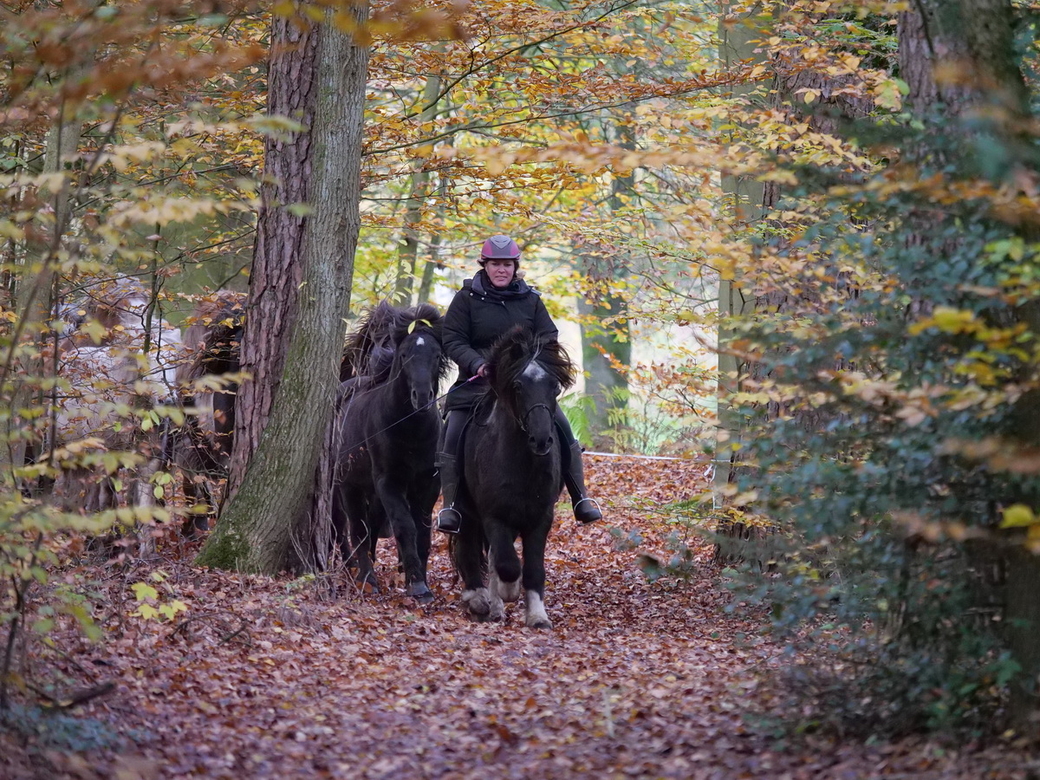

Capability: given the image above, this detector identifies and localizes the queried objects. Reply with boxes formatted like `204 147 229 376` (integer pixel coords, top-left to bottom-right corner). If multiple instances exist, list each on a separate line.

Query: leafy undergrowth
3 456 1037 779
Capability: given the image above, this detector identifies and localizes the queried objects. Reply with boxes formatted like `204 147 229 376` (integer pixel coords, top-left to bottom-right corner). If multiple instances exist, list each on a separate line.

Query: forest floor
2 455 1038 779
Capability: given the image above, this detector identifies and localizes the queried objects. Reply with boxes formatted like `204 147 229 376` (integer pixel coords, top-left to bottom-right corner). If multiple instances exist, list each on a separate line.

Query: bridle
518 401 553 434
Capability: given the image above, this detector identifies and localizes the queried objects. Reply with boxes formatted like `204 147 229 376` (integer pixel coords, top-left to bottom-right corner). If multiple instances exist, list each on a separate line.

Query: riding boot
564 440 602 523
435 454 463 534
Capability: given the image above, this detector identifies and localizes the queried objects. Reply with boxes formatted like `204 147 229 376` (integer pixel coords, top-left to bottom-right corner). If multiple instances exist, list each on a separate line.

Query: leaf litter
2 455 1036 779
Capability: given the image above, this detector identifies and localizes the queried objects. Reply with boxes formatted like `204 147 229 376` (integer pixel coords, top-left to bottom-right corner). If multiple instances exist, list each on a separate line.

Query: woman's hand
476 363 489 378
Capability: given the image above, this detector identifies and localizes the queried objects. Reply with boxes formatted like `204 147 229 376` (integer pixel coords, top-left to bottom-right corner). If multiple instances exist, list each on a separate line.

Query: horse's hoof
526 616 553 630
462 588 491 617
496 579 521 603
406 583 434 603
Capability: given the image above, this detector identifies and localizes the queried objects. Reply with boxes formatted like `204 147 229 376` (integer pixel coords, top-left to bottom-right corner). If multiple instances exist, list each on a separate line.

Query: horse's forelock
535 339 576 390
490 327 575 393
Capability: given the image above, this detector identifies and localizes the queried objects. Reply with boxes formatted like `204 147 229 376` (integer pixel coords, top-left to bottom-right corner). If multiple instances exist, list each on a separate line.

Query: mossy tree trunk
197 5 370 574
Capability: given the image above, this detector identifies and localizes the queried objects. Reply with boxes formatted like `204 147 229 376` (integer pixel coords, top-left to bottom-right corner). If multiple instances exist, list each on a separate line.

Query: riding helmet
479 235 521 265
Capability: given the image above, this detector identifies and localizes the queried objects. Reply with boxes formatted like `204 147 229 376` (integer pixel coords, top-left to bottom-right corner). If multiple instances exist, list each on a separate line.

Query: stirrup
436 506 462 534
573 497 602 524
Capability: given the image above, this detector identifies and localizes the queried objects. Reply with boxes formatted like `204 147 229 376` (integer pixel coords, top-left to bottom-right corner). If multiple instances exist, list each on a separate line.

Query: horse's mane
487 326 576 395
344 301 449 384
61 277 152 347
177 290 246 384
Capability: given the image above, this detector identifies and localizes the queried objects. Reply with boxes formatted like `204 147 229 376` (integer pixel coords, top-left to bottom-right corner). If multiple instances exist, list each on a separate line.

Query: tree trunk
713 0 874 563
9 99 83 488
392 65 442 306
578 122 633 451
713 1 770 560
197 5 371 574
224 17 317 501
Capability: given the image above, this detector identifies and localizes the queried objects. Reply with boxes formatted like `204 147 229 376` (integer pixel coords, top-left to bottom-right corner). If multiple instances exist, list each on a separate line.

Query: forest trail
3 457 1030 779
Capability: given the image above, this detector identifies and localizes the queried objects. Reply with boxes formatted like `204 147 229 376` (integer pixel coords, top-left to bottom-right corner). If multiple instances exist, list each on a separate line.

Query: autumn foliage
4 0 1040 774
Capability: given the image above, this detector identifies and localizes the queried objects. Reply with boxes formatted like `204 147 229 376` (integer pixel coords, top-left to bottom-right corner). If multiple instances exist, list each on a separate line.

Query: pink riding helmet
479 235 521 264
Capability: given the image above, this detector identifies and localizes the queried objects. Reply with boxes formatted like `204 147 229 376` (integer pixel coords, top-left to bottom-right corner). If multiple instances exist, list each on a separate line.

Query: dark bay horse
172 290 246 534
452 326 576 628
332 301 448 603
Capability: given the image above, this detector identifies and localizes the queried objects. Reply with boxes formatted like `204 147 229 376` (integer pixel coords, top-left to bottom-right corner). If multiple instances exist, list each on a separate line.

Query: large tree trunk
224 17 317 501
713 1 873 563
713 0 767 560
197 5 371 574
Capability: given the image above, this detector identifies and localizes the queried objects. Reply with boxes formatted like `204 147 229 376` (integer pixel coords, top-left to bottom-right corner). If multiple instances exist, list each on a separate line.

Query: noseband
519 402 553 433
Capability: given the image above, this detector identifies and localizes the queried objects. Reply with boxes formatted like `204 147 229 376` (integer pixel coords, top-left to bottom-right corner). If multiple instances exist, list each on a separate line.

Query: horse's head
398 328 443 411
352 302 449 412
488 326 576 456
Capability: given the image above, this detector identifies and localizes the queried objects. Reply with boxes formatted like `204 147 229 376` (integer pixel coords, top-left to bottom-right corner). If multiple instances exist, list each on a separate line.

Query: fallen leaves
2 455 1036 779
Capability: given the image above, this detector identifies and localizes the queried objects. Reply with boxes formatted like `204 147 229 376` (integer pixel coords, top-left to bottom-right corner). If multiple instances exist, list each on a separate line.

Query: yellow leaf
932 306 975 333
1000 504 1037 529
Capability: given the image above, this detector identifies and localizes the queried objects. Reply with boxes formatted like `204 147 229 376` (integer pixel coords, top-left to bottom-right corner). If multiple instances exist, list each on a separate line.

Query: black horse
332 301 448 603
452 326 576 628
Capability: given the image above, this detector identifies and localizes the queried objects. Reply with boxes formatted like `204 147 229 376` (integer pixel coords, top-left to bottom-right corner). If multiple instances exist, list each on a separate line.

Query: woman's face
484 259 516 288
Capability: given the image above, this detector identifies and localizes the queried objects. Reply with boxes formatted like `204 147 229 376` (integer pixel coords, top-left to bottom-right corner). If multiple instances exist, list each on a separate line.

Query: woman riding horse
436 234 603 533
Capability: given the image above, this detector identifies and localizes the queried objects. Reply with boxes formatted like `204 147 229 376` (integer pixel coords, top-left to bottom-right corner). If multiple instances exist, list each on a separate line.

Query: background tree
709 0 1040 737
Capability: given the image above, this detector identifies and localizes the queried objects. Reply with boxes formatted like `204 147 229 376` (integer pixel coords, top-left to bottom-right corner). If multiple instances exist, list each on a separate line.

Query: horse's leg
345 489 379 591
457 517 494 619
484 549 508 622
330 479 350 560
521 521 553 629
495 561 522 604
374 475 432 602
411 475 437 581
485 523 520 622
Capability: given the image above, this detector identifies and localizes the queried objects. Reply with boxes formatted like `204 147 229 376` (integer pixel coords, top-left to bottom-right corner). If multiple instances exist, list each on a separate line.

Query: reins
340 374 480 453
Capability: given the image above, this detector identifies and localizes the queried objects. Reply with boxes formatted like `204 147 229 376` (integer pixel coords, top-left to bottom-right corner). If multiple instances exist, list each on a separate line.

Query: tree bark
713 0 767 558
578 122 633 451
224 17 318 501
198 5 370 574
392 63 442 306
713 0 873 563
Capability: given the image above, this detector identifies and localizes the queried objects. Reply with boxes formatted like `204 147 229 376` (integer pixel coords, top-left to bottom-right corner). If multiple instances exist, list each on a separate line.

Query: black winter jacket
442 270 558 411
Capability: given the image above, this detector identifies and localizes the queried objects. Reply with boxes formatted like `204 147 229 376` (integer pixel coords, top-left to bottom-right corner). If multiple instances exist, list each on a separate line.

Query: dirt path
3 456 1033 778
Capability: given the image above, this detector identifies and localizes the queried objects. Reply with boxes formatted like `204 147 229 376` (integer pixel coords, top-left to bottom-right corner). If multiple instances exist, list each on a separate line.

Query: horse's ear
506 338 528 365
